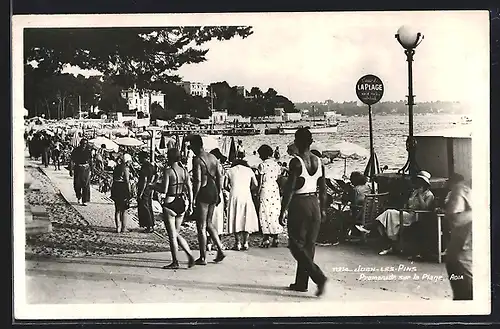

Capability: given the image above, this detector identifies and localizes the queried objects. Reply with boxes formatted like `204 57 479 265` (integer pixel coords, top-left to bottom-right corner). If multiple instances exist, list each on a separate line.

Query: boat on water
224 127 260 136
279 122 339 135
460 115 472 125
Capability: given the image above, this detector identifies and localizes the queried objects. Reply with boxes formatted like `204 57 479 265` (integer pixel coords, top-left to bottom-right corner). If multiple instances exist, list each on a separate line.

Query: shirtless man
190 135 226 265
279 128 328 297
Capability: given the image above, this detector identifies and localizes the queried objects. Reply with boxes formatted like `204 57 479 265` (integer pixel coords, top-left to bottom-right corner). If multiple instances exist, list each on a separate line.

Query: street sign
355 74 384 105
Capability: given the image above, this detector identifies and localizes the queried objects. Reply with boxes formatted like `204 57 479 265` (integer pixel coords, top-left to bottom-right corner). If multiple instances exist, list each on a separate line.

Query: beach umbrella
364 152 381 181
89 137 119 152
331 141 369 159
331 141 369 180
228 137 237 163
201 135 219 152
114 137 144 147
159 135 166 149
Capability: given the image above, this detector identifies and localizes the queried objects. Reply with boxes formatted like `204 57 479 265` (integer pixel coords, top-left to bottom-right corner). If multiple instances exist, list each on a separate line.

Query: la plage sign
356 74 384 105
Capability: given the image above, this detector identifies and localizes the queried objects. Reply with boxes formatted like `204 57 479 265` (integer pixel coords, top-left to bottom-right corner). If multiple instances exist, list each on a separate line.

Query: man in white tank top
279 128 328 297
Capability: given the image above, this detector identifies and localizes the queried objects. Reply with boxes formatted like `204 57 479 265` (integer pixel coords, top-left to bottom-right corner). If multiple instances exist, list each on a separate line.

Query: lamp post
395 25 424 178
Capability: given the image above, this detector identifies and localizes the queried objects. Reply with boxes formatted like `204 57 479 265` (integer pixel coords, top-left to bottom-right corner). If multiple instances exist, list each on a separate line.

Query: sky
62 11 489 106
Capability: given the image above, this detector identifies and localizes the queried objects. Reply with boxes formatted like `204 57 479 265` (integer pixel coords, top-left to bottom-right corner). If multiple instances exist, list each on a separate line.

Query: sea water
238 114 460 179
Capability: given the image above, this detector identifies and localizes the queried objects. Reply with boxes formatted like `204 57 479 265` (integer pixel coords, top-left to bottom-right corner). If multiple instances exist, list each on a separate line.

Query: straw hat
416 170 431 186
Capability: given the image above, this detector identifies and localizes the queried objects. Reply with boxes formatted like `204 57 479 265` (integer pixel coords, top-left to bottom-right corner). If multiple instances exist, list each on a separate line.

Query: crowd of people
24 126 473 300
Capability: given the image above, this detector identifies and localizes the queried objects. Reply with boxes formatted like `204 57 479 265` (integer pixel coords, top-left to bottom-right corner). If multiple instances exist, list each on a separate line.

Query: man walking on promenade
137 151 156 233
190 135 226 265
279 128 328 297
70 138 93 206
444 173 473 300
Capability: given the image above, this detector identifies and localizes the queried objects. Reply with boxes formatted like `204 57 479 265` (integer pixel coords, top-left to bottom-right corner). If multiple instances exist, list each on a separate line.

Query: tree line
294 100 465 117
23 70 298 120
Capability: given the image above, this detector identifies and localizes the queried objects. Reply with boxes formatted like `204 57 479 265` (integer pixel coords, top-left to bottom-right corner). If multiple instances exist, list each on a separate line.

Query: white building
323 111 338 119
284 112 302 122
227 114 251 123
274 108 285 116
211 110 228 124
236 86 248 98
120 87 165 116
179 81 209 98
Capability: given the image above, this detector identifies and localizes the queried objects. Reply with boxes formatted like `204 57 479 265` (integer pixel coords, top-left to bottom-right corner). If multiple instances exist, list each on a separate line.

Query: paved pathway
30 158 168 252
23 156 453 309
25 244 451 305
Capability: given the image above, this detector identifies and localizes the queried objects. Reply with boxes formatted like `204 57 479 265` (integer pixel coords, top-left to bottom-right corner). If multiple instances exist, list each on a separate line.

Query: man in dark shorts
137 151 156 233
190 135 226 265
279 128 328 297
70 138 93 206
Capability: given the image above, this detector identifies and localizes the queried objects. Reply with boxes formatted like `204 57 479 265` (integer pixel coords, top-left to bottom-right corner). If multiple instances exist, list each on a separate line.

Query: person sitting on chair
356 170 435 255
348 172 372 219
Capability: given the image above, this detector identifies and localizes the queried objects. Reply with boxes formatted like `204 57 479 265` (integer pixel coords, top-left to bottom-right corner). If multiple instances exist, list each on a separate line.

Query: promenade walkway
23 157 452 307
35 159 168 252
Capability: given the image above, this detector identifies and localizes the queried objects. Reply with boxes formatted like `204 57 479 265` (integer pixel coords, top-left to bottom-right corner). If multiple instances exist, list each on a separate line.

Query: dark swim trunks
196 157 220 205
164 196 186 216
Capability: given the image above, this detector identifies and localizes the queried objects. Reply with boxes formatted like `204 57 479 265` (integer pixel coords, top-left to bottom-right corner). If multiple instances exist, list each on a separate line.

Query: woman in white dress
227 158 259 250
256 145 283 248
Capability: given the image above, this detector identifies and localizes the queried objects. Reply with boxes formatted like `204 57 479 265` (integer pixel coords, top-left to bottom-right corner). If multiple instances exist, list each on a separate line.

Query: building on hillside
227 114 251 123
211 110 228 124
120 86 165 116
274 108 285 116
236 86 248 98
178 81 209 98
323 111 338 119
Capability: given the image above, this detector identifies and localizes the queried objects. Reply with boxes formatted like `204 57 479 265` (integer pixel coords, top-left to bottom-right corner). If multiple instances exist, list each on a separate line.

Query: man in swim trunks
190 135 226 265
279 128 328 297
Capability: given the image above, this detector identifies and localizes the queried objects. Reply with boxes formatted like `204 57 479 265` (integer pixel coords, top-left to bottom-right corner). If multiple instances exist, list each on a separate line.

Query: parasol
114 137 144 147
89 137 119 152
331 141 370 179
201 135 220 152
228 137 237 163
159 135 166 149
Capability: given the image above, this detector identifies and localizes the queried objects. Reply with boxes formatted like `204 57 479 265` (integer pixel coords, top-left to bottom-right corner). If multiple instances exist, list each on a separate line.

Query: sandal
162 261 180 269
194 258 207 266
187 256 195 268
214 252 226 263
241 243 249 251
260 240 271 248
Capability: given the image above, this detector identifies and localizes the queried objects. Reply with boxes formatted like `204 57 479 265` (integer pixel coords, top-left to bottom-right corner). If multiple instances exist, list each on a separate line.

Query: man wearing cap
70 138 93 206
137 151 156 233
279 128 328 297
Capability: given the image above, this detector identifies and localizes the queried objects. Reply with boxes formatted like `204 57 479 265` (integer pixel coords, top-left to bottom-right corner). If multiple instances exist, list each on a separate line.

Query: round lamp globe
396 25 421 49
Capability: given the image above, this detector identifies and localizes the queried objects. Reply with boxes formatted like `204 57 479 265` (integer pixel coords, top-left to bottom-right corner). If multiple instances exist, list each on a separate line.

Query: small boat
279 123 338 135
264 127 281 135
460 115 472 125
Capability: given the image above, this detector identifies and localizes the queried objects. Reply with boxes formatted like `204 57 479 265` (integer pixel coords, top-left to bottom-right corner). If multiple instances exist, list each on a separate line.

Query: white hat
416 170 431 185
123 153 132 163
